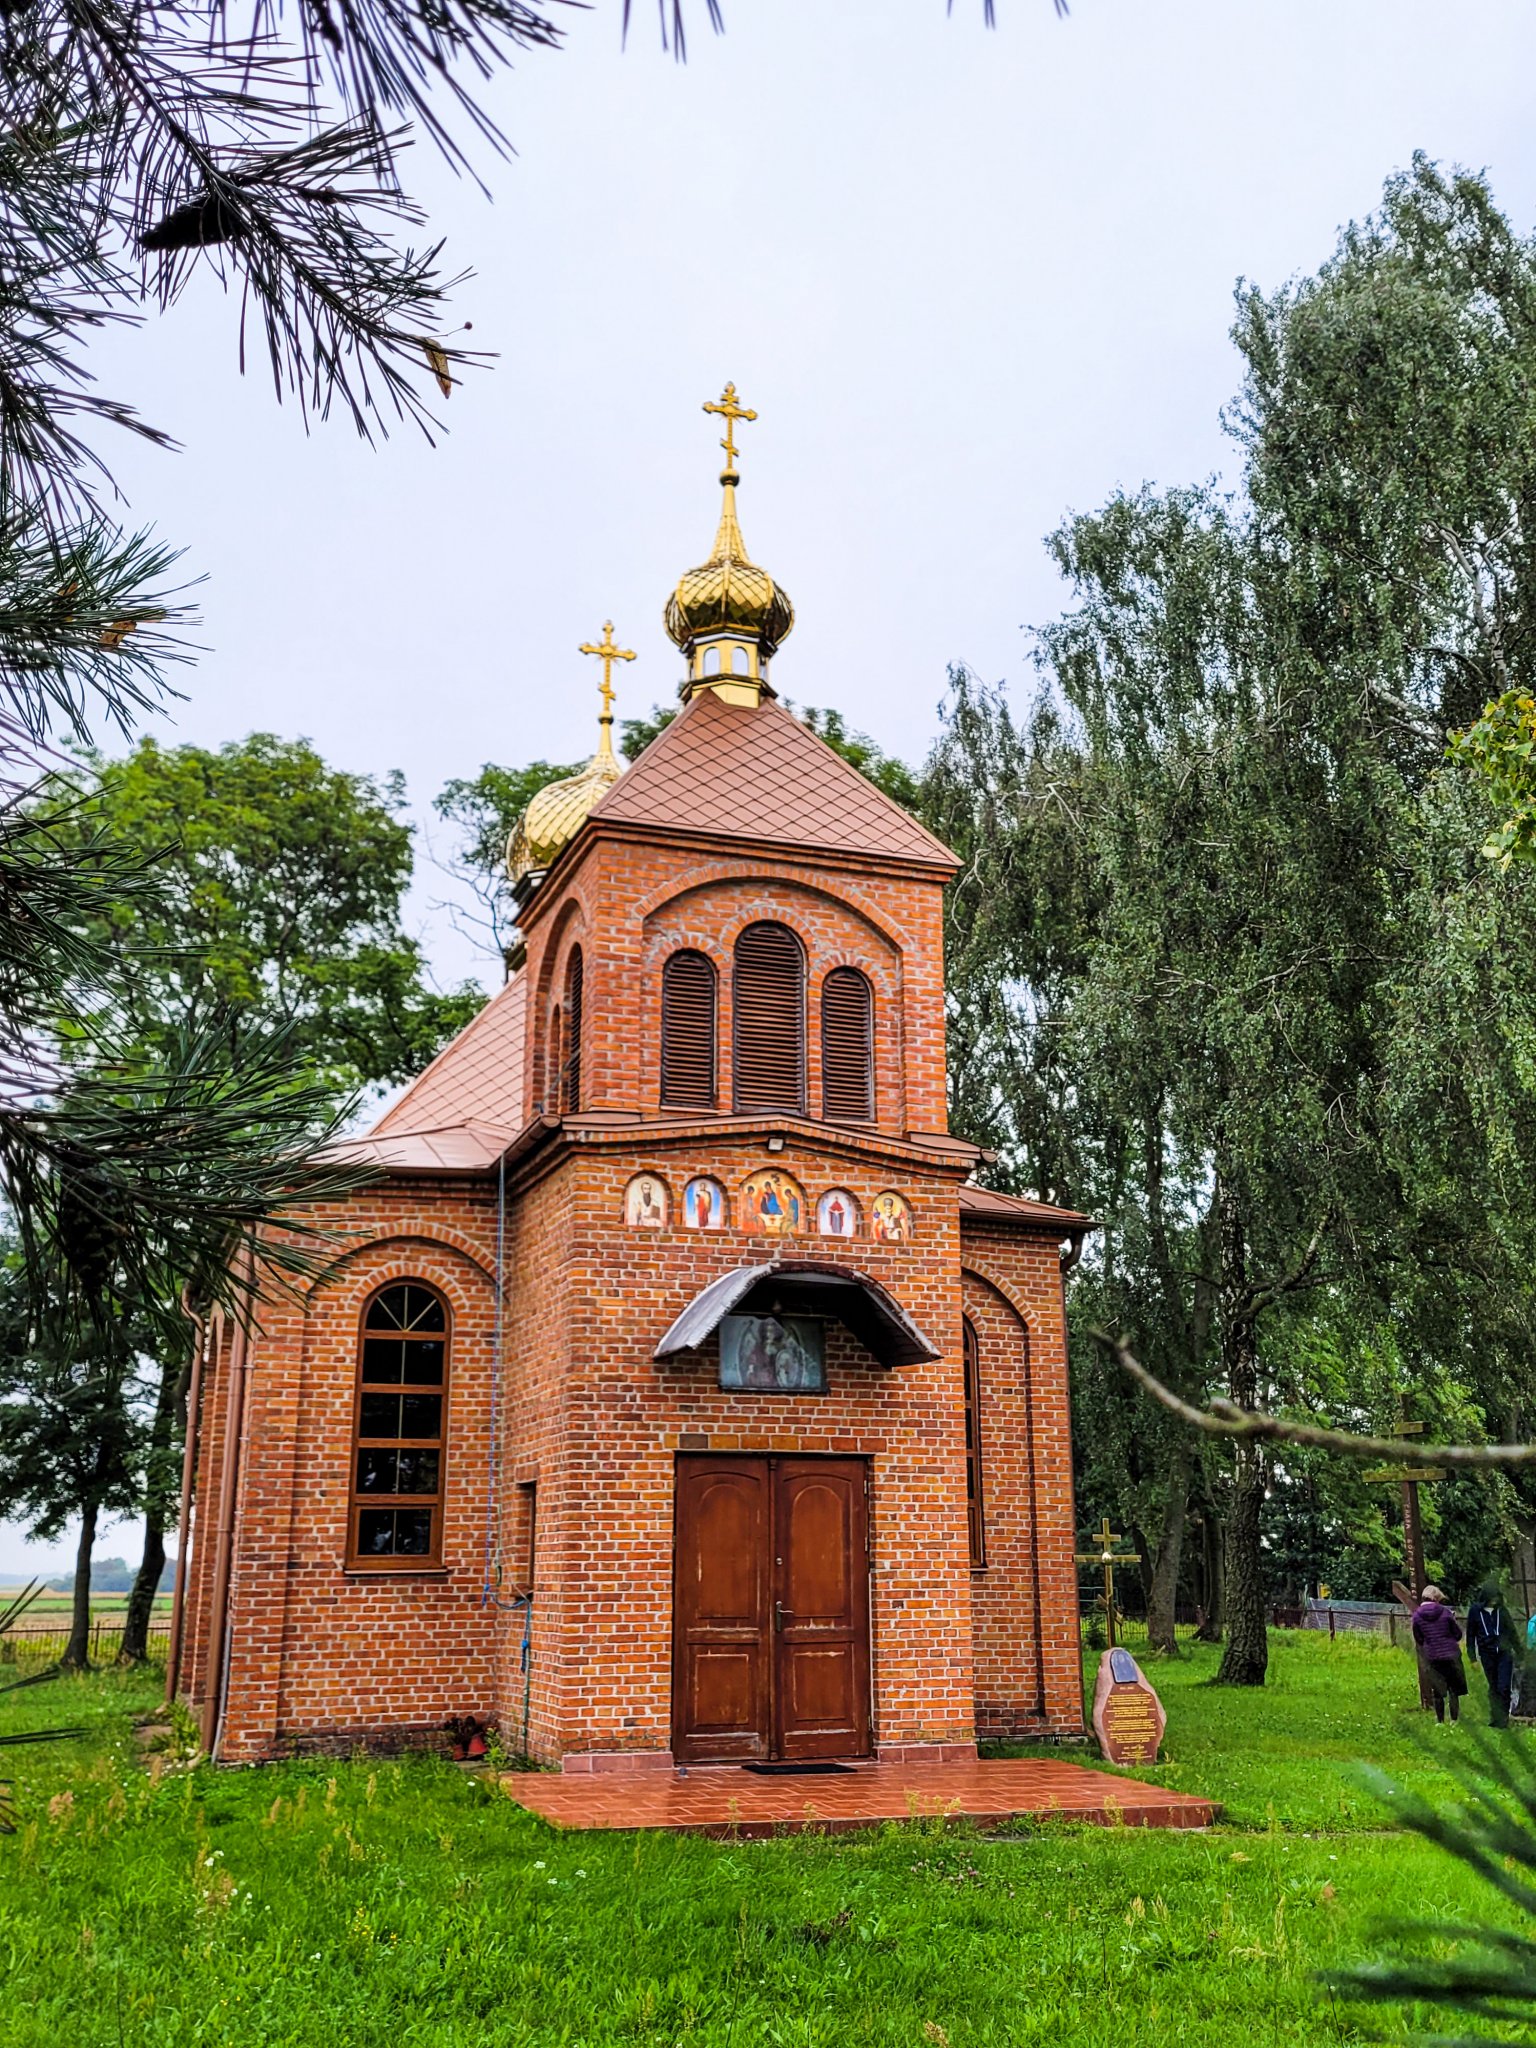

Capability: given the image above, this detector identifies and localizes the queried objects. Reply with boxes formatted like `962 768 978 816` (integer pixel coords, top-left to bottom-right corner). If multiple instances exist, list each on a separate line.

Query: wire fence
1 1622 171 1666
1080 1609 1321 1654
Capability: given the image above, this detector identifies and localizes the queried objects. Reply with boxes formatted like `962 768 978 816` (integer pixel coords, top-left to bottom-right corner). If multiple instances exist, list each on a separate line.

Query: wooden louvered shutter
821 967 874 1122
661 951 717 1108
963 1318 985 1569
732 922 805 1114
561 947 583 1112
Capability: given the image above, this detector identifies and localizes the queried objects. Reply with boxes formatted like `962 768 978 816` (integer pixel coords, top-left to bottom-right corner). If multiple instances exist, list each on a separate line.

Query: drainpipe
164 1296 212 1706
202 1255 255 1756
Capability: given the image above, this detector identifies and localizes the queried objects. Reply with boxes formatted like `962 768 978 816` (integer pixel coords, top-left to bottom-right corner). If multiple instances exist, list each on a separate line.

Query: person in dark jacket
1466 1582 1519 1727
1412 1586 1467 1723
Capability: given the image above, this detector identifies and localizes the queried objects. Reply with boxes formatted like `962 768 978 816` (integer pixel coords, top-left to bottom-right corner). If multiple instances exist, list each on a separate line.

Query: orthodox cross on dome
703 381 757 474
578 621 636 729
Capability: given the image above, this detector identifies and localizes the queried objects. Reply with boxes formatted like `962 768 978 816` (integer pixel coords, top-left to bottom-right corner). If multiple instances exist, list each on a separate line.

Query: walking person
1466 1582 1518 1728
1412 1585 1468 1724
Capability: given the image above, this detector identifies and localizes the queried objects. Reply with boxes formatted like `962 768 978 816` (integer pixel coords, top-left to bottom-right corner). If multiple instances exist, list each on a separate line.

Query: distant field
1 1587 173 1659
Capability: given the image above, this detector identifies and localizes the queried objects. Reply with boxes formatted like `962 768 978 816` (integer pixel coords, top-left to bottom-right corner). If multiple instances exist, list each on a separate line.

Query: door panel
673 1455 870 1763
774 1461 871 1760
673 1460 770 1761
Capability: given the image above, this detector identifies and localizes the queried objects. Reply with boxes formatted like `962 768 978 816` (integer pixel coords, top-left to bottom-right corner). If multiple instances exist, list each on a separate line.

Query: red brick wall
518 837 952 1137
178 825 1084 1763
961 1228 1085 1737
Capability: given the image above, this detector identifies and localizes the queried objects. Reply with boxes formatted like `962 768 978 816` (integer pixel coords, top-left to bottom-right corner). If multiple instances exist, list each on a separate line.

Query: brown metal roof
588 690 958 871
326 1120 519 1174
339 973 528 1171
958 1185 1093 1230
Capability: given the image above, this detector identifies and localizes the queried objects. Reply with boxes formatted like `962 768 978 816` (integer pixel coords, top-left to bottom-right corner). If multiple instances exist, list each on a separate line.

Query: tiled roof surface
589 691 958 870
368 973 527 1143
958 1185 1093 1229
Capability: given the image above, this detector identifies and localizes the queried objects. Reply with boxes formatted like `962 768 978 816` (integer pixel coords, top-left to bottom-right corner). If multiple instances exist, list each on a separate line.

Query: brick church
173 389 1089 1769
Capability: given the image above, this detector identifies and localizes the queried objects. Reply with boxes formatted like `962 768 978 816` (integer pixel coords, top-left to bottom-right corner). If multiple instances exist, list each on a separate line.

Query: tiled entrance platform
502 1758 1216 1837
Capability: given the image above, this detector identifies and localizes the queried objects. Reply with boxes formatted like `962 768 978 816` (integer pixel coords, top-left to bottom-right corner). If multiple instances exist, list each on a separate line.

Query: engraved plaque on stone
1091 1646 1166 1765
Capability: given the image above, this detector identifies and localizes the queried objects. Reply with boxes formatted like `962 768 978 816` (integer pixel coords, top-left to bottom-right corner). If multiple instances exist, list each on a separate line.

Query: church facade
174 391 1089 1768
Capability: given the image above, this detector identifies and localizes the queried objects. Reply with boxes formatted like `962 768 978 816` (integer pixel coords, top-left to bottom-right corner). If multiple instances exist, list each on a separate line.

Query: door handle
774 1601 786 1633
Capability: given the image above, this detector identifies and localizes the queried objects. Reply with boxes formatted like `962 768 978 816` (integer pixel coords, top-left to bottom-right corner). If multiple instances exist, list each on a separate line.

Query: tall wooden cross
1366 1418 1446 1711
578 621 636 726
1075 1515 1141 1648
703 382 757 470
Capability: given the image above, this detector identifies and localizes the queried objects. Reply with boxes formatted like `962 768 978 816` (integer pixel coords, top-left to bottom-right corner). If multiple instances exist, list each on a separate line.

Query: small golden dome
507 748 621 885
507 623 633 887
664 475 795 658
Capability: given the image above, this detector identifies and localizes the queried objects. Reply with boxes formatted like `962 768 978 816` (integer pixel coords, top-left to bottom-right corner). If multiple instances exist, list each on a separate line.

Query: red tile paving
500 1757 1216 1837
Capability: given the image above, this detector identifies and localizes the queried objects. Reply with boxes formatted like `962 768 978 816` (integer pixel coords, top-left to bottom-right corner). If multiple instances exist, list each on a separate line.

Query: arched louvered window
732 922 805 1115
821 967 874 1123
351 1283 449 1567
661 950 717 1109
963 1317 985 1569
561 947 584 1113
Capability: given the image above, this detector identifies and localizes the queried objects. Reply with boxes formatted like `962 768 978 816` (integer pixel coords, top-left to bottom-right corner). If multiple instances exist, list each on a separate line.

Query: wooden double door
673 1456 872 1765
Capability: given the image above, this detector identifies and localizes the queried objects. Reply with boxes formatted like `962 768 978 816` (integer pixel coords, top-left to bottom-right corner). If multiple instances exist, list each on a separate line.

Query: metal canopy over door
673 1455 871 1765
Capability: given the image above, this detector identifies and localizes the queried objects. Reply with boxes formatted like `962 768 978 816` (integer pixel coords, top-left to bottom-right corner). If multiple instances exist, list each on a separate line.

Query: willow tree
931 159 1536 1683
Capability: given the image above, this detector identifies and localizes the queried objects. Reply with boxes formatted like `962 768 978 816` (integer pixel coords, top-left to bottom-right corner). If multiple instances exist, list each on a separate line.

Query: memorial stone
1091 1646 1166 1765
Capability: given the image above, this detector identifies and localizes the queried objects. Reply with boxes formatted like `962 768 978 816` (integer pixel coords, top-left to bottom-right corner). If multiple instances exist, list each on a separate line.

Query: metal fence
1 1621 171 1665
1302 1598 1411 1644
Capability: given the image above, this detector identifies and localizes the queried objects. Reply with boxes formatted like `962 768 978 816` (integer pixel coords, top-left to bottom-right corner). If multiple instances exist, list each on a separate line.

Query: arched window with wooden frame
661 949 717 1109
351 1282 449 1567
560 946 584 1112
821 966 874 1123
732 921 805 1115
962 1316 986 1568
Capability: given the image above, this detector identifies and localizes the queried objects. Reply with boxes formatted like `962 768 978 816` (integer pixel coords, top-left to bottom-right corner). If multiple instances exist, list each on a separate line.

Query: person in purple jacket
1412 1584 1468 1723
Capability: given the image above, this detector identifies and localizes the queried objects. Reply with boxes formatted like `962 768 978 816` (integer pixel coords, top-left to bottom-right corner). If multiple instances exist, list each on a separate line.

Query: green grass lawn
0 1634 1528 2046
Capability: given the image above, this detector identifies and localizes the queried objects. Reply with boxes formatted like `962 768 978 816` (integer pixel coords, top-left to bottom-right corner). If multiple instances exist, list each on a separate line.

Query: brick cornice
520 819 954 934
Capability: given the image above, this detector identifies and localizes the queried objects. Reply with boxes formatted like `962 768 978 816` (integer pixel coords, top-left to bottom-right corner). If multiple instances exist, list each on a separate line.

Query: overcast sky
7 0 1536 1576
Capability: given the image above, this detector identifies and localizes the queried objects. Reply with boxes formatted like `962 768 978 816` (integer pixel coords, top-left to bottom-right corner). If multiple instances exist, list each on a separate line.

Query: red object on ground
500 1756 1215 1837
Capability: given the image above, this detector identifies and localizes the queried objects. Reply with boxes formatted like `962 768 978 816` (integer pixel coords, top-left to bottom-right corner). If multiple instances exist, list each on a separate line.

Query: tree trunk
61 1500 97 1671
121 1352 183 1663
1194 1511 1225 1641
1146 1441 1193 1655
1215 1177 1269 1686
122 1518 165 1665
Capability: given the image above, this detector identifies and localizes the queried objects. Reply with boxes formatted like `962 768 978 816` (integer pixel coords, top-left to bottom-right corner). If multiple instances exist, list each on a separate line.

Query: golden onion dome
507 623 633 887
664 471 795 659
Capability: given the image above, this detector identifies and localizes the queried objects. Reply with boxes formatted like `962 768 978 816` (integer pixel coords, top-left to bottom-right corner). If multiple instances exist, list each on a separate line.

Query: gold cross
703 381 757 469
578 621 636 723
1074 1516 1140 1649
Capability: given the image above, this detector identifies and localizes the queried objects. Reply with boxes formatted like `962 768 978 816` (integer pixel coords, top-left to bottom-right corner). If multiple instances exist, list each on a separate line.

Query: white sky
7 0 1536 1575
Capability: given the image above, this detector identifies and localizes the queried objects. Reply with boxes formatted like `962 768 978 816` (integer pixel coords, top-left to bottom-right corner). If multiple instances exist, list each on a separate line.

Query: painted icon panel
739 1169 807 1236
817 1189 859 1238
870 1191 913 1243
624 1173 669 1228
719 1314 826 1392
683 1176 726 1230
